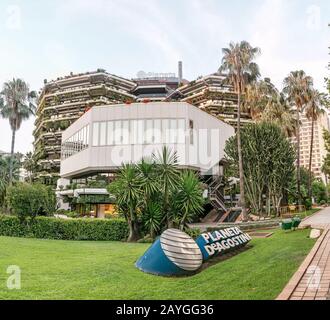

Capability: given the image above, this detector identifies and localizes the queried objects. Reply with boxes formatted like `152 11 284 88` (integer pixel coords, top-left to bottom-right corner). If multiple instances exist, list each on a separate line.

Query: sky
0 0 329 154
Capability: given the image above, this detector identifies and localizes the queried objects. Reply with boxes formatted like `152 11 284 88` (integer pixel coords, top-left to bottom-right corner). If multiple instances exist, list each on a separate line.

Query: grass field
0 228 315 300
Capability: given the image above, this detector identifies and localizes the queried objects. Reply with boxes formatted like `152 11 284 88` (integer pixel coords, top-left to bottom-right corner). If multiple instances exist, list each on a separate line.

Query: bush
304 198 312 210
6 183 56 220
185 228 202 239
0 215 128 241
64 211 81 218
320 200 326 206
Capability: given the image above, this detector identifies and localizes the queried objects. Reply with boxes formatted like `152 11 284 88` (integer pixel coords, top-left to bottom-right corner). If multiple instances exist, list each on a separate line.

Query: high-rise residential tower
291 112 330 182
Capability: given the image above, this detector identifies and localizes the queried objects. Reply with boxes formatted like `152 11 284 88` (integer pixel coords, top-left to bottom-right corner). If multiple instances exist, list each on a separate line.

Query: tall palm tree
22 151 36 183
0 79 37 185
305 89 324 198
219 41 260 220
283 71 313 203
152 147 179 228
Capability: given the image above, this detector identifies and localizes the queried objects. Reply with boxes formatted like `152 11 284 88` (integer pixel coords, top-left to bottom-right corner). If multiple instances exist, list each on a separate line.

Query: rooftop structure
131 77 179 102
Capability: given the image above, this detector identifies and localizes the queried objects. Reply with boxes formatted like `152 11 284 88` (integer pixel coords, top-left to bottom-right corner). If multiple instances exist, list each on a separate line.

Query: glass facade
61 124 90 159
92 118 186 147
61 118 186 160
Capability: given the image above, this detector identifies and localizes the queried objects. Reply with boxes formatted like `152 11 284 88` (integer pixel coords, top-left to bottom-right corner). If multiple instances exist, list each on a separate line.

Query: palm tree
305 89 324 198
0 79 37 185
152 147 179 228
283 71 313 203
107 163 142 242
261 92 297 137
219 41 260 220
245 78 278 120
22 151 36 183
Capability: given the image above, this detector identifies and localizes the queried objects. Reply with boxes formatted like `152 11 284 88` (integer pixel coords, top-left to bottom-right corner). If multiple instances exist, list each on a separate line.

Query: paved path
277 207 330 300
300 207 330 229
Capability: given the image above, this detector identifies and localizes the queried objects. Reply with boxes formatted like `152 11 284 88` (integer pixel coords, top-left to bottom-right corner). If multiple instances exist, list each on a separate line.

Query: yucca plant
171 170 205 230
152 147 180 228
143 202 163 239
107 163 142 242
137 157 159 202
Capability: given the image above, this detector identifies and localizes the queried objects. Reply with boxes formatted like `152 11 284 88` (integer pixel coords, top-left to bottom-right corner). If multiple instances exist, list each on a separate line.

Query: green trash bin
292 217 301 229
281 219 293 230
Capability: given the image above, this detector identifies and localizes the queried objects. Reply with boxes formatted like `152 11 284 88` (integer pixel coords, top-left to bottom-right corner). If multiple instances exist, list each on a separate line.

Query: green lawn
0 229 315 300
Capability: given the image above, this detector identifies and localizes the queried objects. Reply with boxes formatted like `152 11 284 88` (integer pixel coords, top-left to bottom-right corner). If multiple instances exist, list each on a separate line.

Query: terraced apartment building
33 68 244 185
33 70 136 184
170 73 251 128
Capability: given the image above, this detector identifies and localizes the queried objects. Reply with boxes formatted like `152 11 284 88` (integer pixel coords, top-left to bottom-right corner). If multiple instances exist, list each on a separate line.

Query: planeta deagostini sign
136 227 251 276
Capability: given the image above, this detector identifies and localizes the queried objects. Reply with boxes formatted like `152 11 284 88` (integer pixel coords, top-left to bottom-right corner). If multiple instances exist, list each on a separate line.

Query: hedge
0 215 129 241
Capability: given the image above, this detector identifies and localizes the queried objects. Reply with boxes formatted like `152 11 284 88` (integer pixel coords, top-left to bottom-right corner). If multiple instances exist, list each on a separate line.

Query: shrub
185 228 202 239
7 183 56 221
320 200 326 206
0 215 128 241
55 209 69 215
64 211 81 218
304 198 312 210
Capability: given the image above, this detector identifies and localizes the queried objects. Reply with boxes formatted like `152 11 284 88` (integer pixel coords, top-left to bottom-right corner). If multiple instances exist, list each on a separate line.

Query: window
114 120 122 145
162 119 170 143
145 119 154 144
107 121 114 145
122 120 129 144
189 120 194 145
61 124 90 159
92 122 99 146
137 120 144 144
99 122 107 146
169 119 177 143
131 120 138 144
154 119 161 143
177 119 185 144
86 125 90 147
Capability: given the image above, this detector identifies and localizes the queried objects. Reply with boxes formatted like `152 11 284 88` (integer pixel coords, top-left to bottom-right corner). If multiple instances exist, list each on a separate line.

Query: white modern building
57 102 234 216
